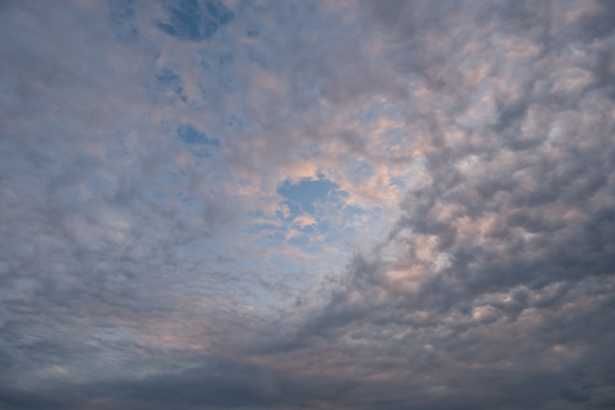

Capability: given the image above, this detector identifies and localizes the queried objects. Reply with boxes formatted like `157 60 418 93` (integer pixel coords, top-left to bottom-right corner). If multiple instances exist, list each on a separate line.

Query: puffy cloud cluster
1 0 615 409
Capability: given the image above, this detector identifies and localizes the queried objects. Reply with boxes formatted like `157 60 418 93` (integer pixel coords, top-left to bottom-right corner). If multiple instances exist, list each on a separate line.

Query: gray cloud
1 0 615 409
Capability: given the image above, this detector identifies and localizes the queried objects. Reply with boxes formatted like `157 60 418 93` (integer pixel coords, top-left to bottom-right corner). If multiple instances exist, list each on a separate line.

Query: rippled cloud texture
2 1 615 409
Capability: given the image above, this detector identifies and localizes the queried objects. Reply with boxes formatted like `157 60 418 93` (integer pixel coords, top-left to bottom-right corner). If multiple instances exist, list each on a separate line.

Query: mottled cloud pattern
1 0 615 409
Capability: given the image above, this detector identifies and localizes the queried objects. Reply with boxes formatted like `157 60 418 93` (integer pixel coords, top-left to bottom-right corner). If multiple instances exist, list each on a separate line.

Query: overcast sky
2 1 615 409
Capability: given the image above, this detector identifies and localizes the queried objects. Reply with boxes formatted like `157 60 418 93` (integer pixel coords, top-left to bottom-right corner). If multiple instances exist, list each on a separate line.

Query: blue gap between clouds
158 0 234 41
157 68 184 97
177 124 219 146
277 176 340 217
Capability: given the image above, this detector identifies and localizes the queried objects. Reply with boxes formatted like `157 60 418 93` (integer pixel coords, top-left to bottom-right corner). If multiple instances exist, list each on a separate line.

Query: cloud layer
1 0 615 409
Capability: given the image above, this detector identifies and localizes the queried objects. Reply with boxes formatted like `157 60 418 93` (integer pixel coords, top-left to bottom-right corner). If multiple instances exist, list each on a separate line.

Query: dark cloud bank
2 1 615 409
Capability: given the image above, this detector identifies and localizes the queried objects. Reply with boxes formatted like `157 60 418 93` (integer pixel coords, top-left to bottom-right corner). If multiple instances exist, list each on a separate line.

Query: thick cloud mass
2 1 615 409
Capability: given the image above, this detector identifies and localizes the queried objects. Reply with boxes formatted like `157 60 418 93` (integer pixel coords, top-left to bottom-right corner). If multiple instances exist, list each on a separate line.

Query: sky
1 0 615 409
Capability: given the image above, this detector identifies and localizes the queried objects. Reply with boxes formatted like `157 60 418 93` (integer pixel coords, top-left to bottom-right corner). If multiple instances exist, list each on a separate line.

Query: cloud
1 0 615 409
108 0 139 42
293 214 316 229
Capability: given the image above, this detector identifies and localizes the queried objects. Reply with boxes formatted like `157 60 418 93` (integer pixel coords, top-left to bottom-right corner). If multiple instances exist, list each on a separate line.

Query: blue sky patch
156 68 185 99
177 124 219 146
158 0 234 41
277 177 340 216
